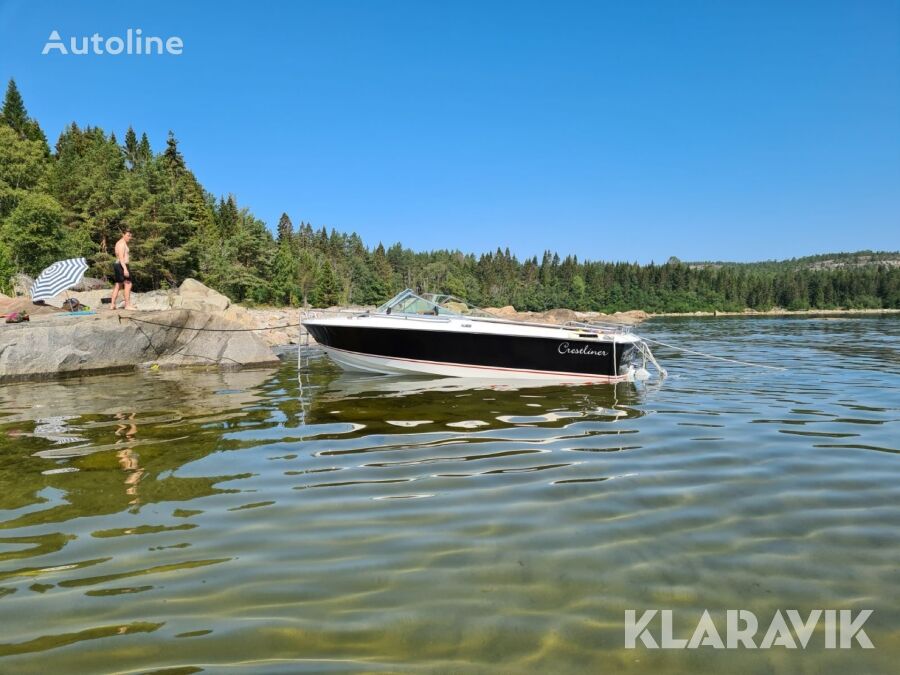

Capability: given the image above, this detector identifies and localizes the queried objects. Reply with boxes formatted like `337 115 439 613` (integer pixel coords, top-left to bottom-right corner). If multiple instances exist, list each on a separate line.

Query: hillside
1 78 898 314
687 251 900 272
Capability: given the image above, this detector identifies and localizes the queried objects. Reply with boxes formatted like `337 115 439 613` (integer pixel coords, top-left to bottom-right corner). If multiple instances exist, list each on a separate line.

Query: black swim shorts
113 261 131 284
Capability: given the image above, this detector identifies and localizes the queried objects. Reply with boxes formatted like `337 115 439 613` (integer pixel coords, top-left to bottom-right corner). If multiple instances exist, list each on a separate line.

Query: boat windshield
376 289 487 317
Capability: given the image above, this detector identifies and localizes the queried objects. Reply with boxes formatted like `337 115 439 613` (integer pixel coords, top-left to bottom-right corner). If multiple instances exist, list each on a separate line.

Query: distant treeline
1 78 898 312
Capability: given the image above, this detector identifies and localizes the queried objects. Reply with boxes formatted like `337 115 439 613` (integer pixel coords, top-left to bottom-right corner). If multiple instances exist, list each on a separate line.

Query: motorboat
301 290 664 382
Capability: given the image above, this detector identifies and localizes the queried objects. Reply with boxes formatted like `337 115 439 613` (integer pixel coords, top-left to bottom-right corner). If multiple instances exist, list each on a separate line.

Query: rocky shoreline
0 280 283 383
0 309 281 383
2 278 896 383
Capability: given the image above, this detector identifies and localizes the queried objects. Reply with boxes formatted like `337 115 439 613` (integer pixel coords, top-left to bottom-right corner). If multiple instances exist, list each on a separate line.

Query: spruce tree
276 212 294 243
216 196 239 238
124 126 138 168
138 132 152 163
296 249 318 308
163 131 185 170
1 79 49 152
272 232 300 304
1 79 27 136
313 260 342 307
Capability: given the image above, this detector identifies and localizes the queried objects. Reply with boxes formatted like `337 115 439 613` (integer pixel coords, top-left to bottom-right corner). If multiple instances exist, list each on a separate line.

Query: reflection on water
0 317 898 673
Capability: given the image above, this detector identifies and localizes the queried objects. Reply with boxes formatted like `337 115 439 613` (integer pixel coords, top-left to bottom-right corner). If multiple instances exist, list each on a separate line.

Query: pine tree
1 78 49 152
163 131 185 170
138 132 152 163
1 79 27 136
296 249 318 308
216 196 239 238
313 260 342 307
44 126 128 271
297 221 313 248
123 126 138 168
272 232 300 304
276 212 294 244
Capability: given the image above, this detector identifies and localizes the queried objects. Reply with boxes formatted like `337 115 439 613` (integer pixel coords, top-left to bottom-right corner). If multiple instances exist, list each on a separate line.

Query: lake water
0 317 897 674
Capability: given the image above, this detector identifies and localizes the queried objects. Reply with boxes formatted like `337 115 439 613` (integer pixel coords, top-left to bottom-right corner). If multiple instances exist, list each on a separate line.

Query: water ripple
0 317 897 673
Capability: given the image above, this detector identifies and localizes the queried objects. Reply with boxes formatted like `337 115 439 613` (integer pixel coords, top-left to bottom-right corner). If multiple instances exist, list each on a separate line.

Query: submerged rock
0 309 280 383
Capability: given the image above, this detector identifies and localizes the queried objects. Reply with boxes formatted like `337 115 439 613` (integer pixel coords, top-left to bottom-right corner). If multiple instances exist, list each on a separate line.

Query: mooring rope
2 313 305 332
122 315 303 332
640 336 787 371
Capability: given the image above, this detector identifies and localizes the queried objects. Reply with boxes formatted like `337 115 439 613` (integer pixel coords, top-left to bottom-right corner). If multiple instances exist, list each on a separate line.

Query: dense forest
1 78 898 312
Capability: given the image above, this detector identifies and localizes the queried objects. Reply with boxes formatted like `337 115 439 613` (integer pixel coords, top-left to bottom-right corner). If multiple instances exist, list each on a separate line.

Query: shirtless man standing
110 229 136 310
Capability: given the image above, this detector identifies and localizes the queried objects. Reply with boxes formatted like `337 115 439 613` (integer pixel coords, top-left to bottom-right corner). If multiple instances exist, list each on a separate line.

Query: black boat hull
305 323 636 380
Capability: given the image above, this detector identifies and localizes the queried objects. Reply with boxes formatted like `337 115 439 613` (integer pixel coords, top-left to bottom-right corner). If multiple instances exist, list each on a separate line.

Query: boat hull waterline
304 321 639 382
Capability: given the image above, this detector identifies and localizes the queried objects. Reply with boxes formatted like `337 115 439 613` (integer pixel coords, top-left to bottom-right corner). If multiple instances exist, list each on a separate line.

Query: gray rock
0 309 280 383
12 273 33 297
539 308 579 324
135 289 174 311
173 278 230 312
71 277 109 292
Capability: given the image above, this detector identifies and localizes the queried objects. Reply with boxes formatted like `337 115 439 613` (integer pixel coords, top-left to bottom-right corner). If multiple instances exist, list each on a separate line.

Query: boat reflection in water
297 351 650 434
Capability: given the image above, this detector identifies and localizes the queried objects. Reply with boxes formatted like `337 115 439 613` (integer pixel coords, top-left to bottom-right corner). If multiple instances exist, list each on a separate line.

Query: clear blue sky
1 0 898 263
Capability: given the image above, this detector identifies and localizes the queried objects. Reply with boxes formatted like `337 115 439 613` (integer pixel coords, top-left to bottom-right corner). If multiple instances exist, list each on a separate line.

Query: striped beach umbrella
30 257 89 302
